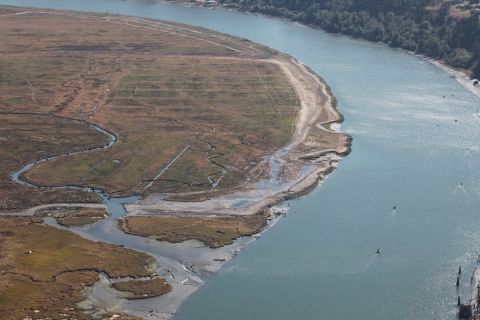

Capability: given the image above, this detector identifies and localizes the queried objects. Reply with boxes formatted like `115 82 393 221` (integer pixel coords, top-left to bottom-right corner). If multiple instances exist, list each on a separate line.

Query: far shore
428 59 480 100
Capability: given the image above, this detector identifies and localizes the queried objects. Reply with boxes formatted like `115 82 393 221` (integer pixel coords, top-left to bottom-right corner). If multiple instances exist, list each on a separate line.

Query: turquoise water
2 0 480 318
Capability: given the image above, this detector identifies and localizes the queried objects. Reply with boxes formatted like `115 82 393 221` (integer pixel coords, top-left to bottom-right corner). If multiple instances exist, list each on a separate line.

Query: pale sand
428 59 480 99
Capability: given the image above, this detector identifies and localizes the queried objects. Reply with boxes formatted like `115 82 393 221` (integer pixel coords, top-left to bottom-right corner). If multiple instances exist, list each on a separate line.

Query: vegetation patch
112 278 172 300
36 207 110 227
119 210 270 248
0 217 158 319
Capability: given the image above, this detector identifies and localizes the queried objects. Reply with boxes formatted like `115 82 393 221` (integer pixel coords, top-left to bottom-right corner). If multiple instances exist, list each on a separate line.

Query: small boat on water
376 249 381 254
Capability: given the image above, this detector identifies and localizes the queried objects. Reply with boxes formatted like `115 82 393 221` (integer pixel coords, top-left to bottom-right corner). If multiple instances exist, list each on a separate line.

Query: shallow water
3 0 480 318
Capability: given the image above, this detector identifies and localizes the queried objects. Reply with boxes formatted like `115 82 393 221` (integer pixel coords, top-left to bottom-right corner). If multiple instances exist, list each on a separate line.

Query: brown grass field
0 216 157 319
0 112 107 212
0 6 303 317
0 8 298 202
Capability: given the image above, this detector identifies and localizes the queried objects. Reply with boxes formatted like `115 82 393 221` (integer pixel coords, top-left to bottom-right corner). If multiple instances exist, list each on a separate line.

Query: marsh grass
112 278 172 300
1 8 298 198
120 210 270 248
0 113 107 211
0 217 157 319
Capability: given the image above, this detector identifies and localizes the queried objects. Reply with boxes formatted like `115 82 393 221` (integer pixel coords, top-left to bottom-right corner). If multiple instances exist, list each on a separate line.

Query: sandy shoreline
428 59 480 99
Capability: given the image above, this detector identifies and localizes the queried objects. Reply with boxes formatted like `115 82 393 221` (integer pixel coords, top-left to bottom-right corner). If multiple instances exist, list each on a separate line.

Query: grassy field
0 216 157 319
0 8 299 202
119 210 270 248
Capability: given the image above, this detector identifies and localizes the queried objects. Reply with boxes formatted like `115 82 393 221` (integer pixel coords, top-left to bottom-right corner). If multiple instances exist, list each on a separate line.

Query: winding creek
12 116 116 188
3 0 480 319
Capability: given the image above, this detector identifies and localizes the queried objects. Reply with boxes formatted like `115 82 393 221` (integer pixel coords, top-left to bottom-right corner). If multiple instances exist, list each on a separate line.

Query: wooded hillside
222 0 480 78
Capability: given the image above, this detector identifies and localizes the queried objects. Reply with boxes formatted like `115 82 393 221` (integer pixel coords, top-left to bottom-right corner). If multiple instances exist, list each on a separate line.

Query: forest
219 0 480 78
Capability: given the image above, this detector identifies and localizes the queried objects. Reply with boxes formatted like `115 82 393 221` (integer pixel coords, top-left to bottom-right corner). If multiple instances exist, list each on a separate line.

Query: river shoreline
428 59 480 100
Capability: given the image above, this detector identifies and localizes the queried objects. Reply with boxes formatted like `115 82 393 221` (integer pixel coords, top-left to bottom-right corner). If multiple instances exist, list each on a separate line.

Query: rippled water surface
2 0 480 318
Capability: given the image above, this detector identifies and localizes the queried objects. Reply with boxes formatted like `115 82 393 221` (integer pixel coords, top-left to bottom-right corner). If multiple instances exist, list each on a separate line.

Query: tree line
220 0 480 78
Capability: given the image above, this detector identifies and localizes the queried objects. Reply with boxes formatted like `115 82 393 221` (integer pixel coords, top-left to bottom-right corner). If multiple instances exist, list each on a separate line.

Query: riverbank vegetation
119 209 270 248
0 216 157 319
214 0 480 78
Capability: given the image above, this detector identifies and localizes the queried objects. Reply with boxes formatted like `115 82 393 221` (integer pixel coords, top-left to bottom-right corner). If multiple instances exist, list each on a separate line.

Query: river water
3 0 480 319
